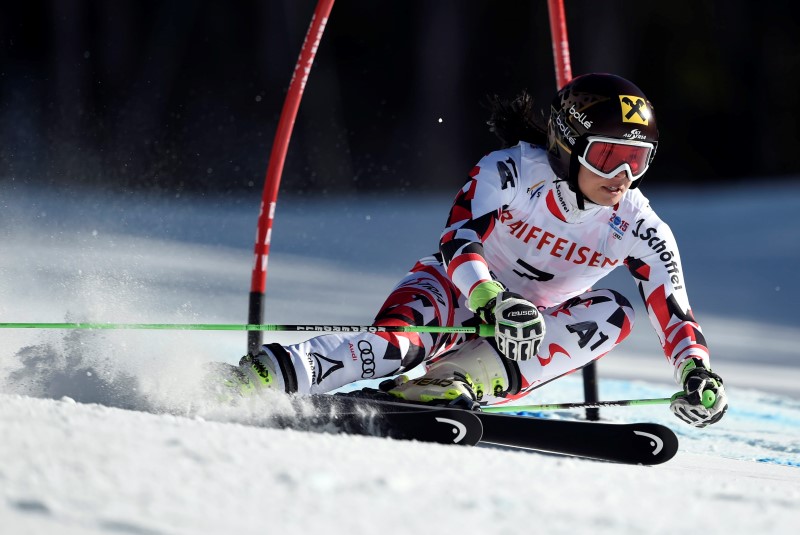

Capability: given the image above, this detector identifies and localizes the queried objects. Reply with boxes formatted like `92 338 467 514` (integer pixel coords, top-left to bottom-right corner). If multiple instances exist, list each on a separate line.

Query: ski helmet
546 73 659 200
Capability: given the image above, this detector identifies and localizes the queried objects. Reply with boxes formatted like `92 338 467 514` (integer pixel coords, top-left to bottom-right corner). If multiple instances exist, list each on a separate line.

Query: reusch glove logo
505 308 537 318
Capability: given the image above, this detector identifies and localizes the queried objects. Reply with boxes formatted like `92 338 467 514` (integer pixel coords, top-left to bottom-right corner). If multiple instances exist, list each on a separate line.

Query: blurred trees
0 0 797 194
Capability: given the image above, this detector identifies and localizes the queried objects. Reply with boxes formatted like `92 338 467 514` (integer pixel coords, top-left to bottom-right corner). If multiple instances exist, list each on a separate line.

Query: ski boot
206 343 297 400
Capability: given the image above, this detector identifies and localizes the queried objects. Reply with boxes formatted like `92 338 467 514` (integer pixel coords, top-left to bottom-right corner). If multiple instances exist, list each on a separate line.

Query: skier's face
577 164 632 206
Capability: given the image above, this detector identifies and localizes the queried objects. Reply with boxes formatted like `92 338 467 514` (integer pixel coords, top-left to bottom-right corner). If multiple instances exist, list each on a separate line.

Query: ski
307 392 679 465
475 411 678 465
272 395 483 446
204 362 482 446
208 360 677 462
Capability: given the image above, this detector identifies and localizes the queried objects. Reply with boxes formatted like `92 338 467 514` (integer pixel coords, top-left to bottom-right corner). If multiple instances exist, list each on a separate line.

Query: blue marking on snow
726 407 800 427
756 458 800 467
504 411 554 419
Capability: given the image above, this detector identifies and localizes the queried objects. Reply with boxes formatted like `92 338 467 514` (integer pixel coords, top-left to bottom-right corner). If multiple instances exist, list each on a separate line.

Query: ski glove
468 281 545 362
670 358 728 428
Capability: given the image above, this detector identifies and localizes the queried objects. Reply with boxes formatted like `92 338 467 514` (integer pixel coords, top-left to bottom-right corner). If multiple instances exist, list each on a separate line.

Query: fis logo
527 180 545 200
619 95 650 125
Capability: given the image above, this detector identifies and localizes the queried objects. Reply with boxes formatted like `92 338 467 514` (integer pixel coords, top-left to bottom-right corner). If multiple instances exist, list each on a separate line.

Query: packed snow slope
1 181 799 534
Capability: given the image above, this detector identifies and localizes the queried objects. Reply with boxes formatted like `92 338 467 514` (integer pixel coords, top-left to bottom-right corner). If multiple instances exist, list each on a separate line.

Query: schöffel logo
555 181 571 213
631 218 683 290
619 95 650 125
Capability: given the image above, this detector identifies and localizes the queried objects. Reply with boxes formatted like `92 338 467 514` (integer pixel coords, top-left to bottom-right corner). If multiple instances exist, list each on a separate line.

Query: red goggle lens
584 141 651 177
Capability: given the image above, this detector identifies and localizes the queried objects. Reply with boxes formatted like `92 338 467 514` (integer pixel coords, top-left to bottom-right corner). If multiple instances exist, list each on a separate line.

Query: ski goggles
577 136 655 181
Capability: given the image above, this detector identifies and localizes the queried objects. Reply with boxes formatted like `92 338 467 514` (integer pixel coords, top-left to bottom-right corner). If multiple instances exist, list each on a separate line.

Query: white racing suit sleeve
625 208 710 382
439 156 518 297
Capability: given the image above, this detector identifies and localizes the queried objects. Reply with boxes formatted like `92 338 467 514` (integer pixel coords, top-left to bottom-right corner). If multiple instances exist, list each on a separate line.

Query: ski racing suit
273 142 710 405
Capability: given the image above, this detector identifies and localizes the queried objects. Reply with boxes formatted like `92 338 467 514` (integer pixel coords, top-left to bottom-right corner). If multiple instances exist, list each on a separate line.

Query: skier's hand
468 282 544 361
492 292 545 361
670 359 728 428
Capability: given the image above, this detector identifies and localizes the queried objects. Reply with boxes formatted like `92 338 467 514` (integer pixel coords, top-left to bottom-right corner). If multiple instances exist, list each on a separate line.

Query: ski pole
0 322 496 336
481 397 673 413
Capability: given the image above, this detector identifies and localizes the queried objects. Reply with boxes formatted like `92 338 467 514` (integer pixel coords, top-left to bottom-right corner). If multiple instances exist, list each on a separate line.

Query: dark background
1 0 798 196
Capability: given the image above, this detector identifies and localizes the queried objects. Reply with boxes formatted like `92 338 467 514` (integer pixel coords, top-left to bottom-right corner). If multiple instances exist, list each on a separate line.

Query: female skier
224 73 727 428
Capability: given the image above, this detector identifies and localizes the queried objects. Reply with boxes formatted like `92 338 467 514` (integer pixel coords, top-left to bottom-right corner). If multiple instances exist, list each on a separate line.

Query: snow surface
0 181 799 534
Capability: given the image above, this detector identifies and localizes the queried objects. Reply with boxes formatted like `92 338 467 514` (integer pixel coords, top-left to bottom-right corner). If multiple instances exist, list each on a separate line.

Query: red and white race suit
276 143 710 403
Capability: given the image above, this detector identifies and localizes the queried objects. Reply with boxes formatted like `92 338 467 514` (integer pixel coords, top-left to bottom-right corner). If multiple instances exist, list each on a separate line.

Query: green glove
467 280 505 322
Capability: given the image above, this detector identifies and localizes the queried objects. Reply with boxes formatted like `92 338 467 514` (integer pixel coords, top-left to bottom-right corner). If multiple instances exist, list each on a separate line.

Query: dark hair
485 90 548 148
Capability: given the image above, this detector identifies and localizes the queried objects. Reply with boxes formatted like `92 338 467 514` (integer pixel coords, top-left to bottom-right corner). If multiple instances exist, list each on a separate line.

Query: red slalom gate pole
546 0 600 421
248 0 336 356
547 0 573 89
